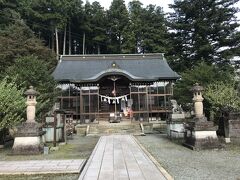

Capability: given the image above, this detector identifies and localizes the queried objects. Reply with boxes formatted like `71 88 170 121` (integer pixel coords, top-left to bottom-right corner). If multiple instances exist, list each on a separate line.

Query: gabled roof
52 54 180 83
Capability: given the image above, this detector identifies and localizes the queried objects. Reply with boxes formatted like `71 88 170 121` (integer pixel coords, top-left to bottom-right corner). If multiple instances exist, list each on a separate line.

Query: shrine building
53 54 179 123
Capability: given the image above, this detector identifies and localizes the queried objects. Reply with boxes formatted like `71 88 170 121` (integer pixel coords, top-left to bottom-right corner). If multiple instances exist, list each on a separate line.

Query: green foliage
124 1 170 54
0 78 25 130
205 81 240 112
5 56 58 119
107 0 130 53
169 0 240 72
0 22 56 75
80 1 108 54
1 0 172 55
140 5 169 53
174 62 234 105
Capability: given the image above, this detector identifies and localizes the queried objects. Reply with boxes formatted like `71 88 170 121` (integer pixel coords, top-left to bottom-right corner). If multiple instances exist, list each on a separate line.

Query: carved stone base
167 122 185 139
12 137 43 155
183 130 220 150
184 118 221 150
12 122 44 155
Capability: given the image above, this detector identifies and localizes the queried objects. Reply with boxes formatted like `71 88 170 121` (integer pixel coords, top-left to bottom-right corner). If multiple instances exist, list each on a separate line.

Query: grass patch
0 174 79 180
0 135 99 161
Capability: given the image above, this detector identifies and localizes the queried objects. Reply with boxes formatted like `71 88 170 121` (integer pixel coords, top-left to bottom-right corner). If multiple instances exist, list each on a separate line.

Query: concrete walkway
79 135 170 180
0 159 85 175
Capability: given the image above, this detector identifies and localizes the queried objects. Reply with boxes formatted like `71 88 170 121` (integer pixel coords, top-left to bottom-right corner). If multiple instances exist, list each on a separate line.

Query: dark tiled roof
52 54 180 83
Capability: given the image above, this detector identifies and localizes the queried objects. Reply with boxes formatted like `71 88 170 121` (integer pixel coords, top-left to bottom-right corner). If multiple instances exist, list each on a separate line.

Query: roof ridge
60 53 165 61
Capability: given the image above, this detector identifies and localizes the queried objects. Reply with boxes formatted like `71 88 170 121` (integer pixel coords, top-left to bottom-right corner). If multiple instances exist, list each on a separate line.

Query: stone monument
12 86 44 154
221 111 240 143
167 100 185 139
183 83 219 150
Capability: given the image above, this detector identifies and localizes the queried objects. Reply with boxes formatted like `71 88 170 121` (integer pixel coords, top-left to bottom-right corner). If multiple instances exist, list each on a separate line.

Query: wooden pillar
53 111 57 147
88 87 90 121
63 114 66 143
129 84 132 122
97 86 99 122
146 85 149 122
164 81 167 119
149 84 152 121
80 88 83 123
138 85 140 121
68 84 70 108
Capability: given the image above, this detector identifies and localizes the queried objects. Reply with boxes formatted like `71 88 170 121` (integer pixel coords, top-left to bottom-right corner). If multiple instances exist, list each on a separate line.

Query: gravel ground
136 134 240 180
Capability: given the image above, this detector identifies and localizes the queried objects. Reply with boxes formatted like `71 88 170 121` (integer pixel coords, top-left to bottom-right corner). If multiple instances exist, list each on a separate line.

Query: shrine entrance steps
75 120 159 136
87 122 142 136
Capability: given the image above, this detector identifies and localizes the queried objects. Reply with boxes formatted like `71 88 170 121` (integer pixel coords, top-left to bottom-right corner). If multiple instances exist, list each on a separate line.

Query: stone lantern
191 83 204 119
183 83 220 150
12 86 44 155
25 86 39 122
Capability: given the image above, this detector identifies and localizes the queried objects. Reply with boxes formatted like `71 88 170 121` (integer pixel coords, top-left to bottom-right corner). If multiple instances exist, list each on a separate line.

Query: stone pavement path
0 159 85 175
79 135 169 180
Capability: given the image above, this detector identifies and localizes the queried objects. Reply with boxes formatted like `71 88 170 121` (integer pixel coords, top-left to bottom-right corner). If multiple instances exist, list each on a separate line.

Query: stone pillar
167 100 185 139
224 112 240 143
12 86 44 155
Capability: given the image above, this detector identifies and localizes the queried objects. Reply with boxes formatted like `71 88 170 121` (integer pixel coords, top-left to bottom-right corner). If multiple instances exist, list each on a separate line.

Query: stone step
76 122 155 136
88 124 142 135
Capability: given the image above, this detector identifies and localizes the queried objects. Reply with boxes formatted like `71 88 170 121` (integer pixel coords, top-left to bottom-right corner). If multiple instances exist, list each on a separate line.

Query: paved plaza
0 159 85 175
79 135 171 180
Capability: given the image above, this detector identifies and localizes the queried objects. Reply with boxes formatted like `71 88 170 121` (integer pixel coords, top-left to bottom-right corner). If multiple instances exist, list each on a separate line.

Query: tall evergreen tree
17 0 83 55
89 1 108 54
169 0 240 72
107 0 130 53
127 0 143 53
141 5 169 53
127 1 170 54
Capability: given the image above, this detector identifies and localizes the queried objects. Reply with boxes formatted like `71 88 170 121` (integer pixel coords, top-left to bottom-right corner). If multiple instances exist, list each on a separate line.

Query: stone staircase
87 123 142 136
75 121 157 136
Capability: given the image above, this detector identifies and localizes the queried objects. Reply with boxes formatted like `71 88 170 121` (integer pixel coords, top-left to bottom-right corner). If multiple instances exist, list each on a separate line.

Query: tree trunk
51 30 55 52
119 34 121 53
63 25 67 55
55 27 59 61
82 32 86 55
97 44 100 54
68 22 71 55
